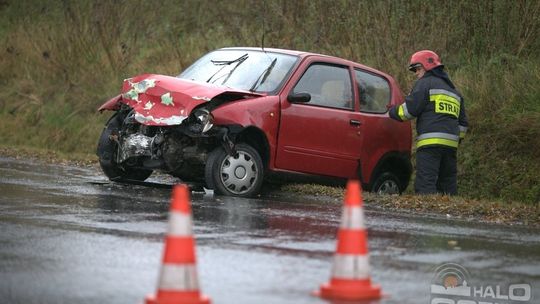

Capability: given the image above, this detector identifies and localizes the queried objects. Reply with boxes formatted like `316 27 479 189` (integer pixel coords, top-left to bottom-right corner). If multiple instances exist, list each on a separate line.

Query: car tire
372 172 402 195
205 143 264 197
97 114 153 181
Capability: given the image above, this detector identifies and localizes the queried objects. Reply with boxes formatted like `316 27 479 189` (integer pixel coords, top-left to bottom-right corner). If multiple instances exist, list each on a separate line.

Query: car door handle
350 119 362 126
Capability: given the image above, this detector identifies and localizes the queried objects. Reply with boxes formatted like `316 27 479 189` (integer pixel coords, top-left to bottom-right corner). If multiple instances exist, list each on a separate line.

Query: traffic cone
315 180 382 301
145 184 211 304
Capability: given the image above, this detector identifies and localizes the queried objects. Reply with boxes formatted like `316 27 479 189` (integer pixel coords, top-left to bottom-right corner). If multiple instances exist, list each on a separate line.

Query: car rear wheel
372 172 401 195
205 143 264 197
97 114 153 181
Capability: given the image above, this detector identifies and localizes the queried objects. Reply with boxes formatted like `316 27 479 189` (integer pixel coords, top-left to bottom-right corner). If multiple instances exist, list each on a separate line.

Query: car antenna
261 0 266 52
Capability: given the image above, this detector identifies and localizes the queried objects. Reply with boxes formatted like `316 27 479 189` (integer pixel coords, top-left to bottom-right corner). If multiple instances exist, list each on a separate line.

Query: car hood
120 74 263 126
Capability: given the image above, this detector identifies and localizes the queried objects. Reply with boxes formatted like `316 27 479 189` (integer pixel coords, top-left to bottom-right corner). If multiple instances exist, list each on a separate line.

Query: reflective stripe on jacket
389 71 468 149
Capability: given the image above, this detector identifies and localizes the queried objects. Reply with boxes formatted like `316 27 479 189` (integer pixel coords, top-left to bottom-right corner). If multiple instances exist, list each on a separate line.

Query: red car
97 47 412 197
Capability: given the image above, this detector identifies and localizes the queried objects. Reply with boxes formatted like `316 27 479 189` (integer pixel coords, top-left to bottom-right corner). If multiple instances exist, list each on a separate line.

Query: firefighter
389 50 468 195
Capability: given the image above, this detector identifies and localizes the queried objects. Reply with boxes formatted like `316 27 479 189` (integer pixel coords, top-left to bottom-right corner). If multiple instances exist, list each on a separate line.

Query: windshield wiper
210 53 249 66
206 53 249 84
249 58 277 92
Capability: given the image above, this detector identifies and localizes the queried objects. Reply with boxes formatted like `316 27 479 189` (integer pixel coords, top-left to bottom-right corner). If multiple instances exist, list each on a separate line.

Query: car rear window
354 69 390 113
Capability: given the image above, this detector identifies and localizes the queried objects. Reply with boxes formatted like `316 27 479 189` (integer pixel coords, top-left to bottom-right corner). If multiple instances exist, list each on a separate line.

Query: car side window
292 64 353 110
355 69 390 113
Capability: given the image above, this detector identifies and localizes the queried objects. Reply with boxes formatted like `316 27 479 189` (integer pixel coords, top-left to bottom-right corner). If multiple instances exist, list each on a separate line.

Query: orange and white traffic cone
315 180 382 301
145 184 211 304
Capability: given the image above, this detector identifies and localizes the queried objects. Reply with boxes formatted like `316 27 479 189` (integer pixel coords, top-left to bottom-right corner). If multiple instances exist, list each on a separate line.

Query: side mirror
287 92 311 103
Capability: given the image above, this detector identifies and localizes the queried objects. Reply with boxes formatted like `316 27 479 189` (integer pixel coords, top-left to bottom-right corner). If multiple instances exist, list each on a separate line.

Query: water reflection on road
1 157 539 304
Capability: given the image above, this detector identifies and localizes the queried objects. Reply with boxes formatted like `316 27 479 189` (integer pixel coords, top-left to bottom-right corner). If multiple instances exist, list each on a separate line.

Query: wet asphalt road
0 157 539 304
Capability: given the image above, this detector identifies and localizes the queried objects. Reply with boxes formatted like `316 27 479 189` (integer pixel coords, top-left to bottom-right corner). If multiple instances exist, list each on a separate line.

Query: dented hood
120 74 263 126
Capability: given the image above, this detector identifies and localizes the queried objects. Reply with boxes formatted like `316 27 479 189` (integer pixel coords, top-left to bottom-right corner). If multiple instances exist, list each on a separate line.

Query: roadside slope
0 1 539 203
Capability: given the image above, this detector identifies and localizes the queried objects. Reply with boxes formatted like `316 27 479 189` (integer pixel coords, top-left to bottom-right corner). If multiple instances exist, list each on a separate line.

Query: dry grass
280 183 540 226
0 145 96 167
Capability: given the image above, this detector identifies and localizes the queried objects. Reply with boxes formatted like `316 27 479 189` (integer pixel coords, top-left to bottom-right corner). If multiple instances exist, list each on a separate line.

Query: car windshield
179 49 298 93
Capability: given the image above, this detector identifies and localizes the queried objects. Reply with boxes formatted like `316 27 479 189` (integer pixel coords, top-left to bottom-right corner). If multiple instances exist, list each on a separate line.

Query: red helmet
408 50 443 72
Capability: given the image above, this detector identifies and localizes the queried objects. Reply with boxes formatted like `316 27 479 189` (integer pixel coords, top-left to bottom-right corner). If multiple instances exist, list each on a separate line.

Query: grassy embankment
1 1 539 206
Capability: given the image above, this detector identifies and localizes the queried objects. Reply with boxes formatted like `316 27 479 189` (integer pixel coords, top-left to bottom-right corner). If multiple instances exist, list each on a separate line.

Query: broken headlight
190 108 214 134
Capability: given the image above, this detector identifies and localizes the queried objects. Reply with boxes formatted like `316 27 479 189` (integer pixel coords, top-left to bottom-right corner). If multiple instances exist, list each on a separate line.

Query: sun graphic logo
431 262 472 297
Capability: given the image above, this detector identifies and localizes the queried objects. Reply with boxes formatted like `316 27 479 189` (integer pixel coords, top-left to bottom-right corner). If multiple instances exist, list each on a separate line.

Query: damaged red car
97 47 412 197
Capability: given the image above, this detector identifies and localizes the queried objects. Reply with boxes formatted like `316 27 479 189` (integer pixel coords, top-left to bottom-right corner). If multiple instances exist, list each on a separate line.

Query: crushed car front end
96 48 299 196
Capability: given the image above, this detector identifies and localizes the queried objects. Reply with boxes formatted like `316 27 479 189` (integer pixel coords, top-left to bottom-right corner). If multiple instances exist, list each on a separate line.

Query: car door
354 67 400 183
275 59 364 178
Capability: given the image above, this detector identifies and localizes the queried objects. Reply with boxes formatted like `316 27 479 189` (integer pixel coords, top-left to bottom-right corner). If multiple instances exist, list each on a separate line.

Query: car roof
218 47 389 77
219 47 309 57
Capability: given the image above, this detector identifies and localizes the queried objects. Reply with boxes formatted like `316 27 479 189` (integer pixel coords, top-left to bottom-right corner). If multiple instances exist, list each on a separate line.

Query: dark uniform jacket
389 68 468 149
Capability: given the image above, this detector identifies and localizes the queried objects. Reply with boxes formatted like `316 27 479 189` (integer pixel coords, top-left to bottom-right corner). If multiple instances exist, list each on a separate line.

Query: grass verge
281 183 540 227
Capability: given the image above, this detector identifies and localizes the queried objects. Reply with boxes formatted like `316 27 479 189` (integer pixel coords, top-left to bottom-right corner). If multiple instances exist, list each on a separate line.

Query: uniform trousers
415 146 457 195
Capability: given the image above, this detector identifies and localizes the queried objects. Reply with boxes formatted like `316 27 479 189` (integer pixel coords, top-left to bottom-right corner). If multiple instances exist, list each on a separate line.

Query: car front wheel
205 143 264 197
372 172 402 195
97 113 153 181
